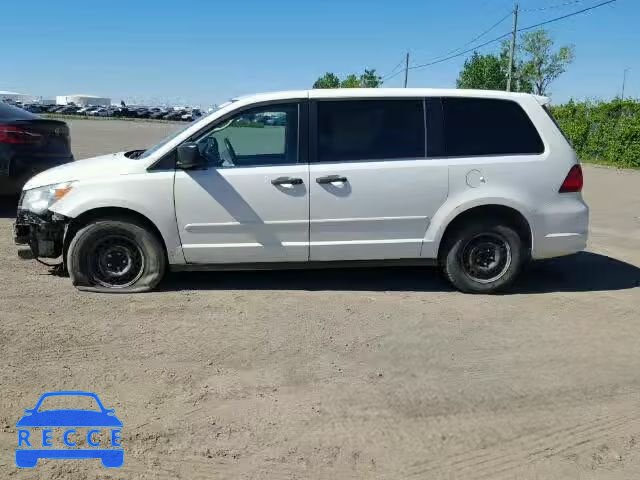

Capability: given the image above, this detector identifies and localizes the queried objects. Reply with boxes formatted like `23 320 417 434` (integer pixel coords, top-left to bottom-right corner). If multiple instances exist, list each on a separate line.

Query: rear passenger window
316 100 425 162
442 98 544 156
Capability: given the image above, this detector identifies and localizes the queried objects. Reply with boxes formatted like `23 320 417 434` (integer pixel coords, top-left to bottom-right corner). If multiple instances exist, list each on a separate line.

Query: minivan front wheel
67 219 165 293
441 222 524 294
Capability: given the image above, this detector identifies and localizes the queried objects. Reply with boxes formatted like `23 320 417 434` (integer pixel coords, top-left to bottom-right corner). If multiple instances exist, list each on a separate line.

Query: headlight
20 181 77 214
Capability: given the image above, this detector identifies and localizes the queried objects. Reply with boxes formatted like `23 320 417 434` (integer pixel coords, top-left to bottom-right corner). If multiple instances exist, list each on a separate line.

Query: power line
381 70 405 84
407 32 511 71
517 0 616 32
406 0 616 72
390 7 511 81
381 63 414 83
381 54 413 84
522 0 583 12
429 11 512 62
380 57 408 81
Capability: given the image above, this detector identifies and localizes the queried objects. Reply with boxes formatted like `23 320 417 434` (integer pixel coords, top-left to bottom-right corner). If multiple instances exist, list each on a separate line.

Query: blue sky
2 0 637 106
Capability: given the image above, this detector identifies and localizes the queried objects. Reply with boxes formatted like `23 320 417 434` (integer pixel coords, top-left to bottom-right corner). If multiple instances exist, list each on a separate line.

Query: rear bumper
534 232 588 259
14 209 68 259
532 196 589 259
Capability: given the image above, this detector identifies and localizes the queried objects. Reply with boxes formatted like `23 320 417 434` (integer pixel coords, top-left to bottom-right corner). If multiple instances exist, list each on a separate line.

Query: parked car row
5 100 202 122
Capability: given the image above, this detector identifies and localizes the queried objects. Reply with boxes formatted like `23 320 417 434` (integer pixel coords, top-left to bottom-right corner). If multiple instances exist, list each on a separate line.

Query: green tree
313 72 340 89
457 46 533 93
499 40 534 93
340 74 361 88
313 69 381 89
519 29 575 95
456 52 507 90
360 69 382 88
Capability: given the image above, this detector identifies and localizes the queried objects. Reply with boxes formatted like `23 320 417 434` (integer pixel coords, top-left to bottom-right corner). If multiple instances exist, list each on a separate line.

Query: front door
174 102 309 264
308 98 449 261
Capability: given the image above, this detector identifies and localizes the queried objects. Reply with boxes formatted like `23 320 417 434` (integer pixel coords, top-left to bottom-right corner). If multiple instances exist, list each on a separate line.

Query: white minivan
14 88 588 293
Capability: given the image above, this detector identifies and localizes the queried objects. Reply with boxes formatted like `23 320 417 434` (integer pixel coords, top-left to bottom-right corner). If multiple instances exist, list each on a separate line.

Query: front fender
48 173 185 264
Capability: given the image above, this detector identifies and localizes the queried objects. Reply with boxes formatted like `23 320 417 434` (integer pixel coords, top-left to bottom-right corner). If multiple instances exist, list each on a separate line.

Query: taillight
559 164 583 193
0 125 43 144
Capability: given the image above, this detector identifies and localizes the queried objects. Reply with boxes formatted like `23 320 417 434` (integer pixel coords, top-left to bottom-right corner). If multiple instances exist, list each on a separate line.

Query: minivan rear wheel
441 221 524 294
67 219 165 293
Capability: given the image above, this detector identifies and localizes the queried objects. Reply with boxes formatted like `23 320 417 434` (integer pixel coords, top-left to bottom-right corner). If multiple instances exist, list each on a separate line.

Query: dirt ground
0 119 639 479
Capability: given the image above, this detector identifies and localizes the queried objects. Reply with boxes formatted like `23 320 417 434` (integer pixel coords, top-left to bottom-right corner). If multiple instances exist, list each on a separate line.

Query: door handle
316 175 348 184
271 176 303 186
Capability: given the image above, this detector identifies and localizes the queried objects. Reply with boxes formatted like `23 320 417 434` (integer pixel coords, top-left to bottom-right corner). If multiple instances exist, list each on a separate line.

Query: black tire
441 221 524 294
66 219 166 293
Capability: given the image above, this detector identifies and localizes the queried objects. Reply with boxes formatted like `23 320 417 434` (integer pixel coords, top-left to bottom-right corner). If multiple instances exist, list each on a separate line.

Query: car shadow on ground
161 252 639 294
0 196 18 219
163 265 454 293
513 252 640 294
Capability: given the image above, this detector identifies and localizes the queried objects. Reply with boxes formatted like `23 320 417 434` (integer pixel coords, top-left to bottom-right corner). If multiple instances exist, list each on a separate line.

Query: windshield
138 101 235 159
37 395 101 412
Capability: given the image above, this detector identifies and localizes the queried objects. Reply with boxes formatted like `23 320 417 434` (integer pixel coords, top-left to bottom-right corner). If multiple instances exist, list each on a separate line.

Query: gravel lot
1 119 639 479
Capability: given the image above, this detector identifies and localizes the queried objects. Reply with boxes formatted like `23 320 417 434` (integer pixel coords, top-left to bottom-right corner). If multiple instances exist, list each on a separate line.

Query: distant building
56 94 111 107
0 90 35 103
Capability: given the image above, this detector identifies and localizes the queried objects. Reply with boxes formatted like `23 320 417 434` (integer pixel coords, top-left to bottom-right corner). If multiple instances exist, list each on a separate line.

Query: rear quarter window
543 105 572 145
441 97 544 156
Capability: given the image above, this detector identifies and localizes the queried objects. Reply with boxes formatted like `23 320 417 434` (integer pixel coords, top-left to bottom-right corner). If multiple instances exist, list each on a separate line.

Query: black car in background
0 102 73 196
150 109 170 119
163 110 185 120
22 104 46 114
58 105 80 114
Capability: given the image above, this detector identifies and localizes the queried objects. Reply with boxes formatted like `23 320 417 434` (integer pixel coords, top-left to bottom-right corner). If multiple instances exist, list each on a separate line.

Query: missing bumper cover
14 210 68 258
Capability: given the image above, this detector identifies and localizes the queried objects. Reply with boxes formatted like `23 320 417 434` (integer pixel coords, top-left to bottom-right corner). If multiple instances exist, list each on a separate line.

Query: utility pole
506 2 519 92
403 52 410 88
621 68 630 100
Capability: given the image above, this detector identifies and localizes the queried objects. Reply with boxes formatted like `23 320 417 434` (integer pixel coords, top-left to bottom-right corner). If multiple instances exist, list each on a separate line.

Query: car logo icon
15 391 123 468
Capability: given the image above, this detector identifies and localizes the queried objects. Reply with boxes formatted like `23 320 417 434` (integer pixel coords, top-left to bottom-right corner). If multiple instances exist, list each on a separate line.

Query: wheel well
438 205 532 259
63 207 168 260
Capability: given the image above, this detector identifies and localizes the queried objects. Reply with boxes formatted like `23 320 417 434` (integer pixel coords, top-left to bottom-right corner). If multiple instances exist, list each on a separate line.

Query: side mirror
177 142 207 170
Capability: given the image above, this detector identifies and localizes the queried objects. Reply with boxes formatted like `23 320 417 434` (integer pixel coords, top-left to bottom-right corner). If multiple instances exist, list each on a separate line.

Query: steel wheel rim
88 235 144 288
461 232 512 284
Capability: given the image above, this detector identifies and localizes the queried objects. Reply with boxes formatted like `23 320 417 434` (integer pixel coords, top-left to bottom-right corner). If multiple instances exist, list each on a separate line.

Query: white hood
24 152 148 190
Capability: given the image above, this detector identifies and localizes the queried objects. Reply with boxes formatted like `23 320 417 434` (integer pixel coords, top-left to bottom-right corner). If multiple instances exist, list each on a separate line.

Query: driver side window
196 103 299 168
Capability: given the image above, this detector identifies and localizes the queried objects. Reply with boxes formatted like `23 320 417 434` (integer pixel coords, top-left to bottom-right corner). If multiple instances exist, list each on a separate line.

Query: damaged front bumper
14 209 69 259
